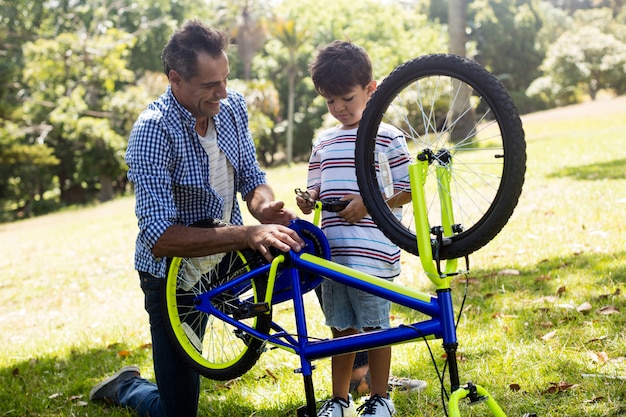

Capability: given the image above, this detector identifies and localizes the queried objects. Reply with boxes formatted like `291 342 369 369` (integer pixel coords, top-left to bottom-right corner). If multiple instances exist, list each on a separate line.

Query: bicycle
161 54 527 417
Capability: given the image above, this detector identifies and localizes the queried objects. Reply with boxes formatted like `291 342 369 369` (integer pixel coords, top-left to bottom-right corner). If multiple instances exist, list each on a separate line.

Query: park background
1 0 626 219
1 0 626 416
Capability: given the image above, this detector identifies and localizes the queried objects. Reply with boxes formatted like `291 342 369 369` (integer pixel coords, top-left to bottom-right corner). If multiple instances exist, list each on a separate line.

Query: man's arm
152 222 303 262
245 184 296 226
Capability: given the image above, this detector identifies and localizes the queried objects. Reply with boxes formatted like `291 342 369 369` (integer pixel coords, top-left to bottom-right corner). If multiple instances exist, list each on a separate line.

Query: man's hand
246 224 304 262
246 184 296 226
257 200 297 226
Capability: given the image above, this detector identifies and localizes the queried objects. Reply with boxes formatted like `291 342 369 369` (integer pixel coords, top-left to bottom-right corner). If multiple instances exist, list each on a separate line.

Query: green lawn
1 96 625 416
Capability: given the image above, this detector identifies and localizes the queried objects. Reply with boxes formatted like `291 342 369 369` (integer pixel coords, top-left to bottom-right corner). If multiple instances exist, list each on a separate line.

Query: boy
296 41 413 417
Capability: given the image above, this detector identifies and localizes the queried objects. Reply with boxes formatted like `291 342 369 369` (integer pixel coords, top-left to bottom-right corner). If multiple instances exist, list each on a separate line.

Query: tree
259 0 446 164
20 28 135 203
529 25 626 102
0 123 59 219
469 0 545 93
228 79 281 166
234 1 267 80
269 17 310 165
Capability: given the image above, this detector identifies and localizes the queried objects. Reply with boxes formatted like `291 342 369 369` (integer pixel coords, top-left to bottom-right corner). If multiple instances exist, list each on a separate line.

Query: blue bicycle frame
188 154 508 417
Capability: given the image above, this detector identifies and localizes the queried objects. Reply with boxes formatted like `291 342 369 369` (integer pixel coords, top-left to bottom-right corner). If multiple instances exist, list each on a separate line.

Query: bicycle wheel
162 249 271 380
356 54 526 259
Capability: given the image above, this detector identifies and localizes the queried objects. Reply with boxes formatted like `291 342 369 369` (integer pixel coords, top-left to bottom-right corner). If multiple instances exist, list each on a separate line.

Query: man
89 20 303 417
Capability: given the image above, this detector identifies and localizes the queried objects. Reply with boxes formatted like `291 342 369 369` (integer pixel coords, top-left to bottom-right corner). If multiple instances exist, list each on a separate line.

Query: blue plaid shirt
125 86 267 278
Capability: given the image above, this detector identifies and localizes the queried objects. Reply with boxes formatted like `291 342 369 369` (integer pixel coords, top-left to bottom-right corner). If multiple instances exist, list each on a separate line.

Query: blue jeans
116 272 201 417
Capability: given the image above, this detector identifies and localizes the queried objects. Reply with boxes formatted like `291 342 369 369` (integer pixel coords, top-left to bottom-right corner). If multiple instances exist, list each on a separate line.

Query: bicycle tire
162 249 271 380
356 54 526 259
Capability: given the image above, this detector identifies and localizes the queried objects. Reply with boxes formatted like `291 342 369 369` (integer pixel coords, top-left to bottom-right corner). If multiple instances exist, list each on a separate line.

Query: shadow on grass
393 249 626 364
0 342 304 417
549 158 626 180
392 250 626 416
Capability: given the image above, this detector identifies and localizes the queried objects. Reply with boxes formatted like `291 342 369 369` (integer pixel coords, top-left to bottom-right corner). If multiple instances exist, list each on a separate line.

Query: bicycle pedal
233 302 270 319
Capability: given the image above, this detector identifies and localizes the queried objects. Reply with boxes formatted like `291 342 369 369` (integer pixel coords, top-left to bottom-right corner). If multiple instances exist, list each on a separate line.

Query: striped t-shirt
306 123 411 278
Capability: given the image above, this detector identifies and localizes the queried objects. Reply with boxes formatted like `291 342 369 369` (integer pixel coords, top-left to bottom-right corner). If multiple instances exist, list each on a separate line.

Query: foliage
469 0 545 93
228 78 282 167
1 0 626 220
528 8 626 105
254 0 446 162
0 123 59 219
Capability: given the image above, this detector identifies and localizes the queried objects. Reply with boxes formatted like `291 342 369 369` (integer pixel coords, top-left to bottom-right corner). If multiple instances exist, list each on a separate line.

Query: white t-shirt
181 120 236 287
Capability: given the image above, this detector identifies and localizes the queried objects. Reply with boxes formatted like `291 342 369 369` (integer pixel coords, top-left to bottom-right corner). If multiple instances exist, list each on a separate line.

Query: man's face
170 51 230 118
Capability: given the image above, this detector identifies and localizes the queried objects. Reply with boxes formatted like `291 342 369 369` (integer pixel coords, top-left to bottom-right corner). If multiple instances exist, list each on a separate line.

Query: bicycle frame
192 153 507 417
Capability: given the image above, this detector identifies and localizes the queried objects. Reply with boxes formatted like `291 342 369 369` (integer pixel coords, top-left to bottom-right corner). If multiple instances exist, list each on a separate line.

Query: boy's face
324 81 376 129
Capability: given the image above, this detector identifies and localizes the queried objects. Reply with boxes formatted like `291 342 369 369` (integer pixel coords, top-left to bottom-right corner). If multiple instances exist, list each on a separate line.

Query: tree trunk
286 66 295 166
99 174 114 202
448 0 474 143
448 0 467 57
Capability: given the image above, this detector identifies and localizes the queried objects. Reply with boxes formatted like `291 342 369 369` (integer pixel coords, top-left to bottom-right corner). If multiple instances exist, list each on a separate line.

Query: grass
1 95 626 416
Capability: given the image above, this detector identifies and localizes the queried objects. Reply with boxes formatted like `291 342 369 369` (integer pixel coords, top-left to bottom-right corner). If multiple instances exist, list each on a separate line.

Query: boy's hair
309 41 373 97
162 20 230 80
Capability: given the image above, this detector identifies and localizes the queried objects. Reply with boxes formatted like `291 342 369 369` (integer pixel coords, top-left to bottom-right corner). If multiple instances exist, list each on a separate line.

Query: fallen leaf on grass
544 381 578 394
265 368 279 382
509 383 521 391
556 286 566 296
583 396 605 404
535 275 551 282
68 395 88 406
215 378 240 389
599 288 620 300
440 352 466 362
539 321 554 328
534 296 558 304
498 269 520 276
48 392 63 399
541 330 557 341
596 306 620 315
117 350 132 358
492 312 518 318
585 335 607 343
577 302 592 313
587 351 609 363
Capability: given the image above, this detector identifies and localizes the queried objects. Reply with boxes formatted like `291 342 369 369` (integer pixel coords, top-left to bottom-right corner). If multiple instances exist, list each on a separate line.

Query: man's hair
161 20 230 80
309 41 373 97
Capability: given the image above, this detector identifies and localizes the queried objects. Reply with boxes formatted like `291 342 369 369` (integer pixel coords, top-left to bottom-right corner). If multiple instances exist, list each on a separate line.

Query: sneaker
387 375 427 392
89 366 141 404
318 395 357 417
356 394 396 417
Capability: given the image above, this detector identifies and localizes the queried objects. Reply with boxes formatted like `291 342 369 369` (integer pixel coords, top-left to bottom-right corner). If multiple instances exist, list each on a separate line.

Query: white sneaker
318 395 357 417
356 395 396 417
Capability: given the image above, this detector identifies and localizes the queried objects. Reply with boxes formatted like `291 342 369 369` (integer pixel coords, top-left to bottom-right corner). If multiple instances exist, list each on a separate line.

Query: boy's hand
295 188 318 215
336 194 368 223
